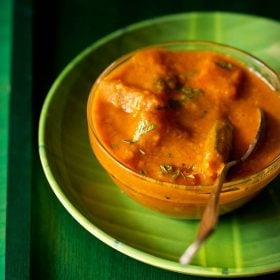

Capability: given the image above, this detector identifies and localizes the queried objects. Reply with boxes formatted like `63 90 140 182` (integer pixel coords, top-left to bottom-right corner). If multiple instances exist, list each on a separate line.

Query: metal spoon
180 108 265 265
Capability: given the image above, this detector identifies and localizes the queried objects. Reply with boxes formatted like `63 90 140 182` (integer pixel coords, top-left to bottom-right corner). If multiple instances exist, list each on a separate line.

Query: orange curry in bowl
91 47 280 185
87 42 280 218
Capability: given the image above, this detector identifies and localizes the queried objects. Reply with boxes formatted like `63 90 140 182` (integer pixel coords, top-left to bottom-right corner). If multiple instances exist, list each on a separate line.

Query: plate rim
38 11 280 277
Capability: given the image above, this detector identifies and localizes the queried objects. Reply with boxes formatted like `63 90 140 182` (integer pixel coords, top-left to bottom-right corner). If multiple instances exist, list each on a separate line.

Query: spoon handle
179 108 264 266
179 161 234 265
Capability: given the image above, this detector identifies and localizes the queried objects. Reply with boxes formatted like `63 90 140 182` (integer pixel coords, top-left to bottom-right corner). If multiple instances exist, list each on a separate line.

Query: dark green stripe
5 0 32 279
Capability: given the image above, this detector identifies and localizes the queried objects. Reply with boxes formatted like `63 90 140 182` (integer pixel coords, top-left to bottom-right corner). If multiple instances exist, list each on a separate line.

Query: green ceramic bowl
39 12 280 277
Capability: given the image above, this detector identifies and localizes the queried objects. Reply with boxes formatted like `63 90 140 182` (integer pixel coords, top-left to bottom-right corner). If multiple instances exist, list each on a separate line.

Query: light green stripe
198 244 207 267
214 12 222 42
0 0 12 278
232 214 243 269
188 13 198 39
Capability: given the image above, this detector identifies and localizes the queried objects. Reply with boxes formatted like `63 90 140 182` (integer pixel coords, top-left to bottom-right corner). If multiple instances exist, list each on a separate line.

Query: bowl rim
87 39 280 193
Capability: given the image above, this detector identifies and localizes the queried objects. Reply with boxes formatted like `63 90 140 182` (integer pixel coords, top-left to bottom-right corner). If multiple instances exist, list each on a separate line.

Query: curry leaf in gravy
215 60 233 70
159 163 198 182
167 87 203 109
159 164 183 181
181 86 203 100
182 163 195 170
154 74 181 93
122 139 135 144
124 119 156 144
160 164 174 174
133 119 156 142
138 169 147 175
172 169 181 180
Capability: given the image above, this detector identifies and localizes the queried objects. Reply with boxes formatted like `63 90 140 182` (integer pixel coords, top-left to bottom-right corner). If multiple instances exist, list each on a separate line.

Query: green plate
39 12 280 277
